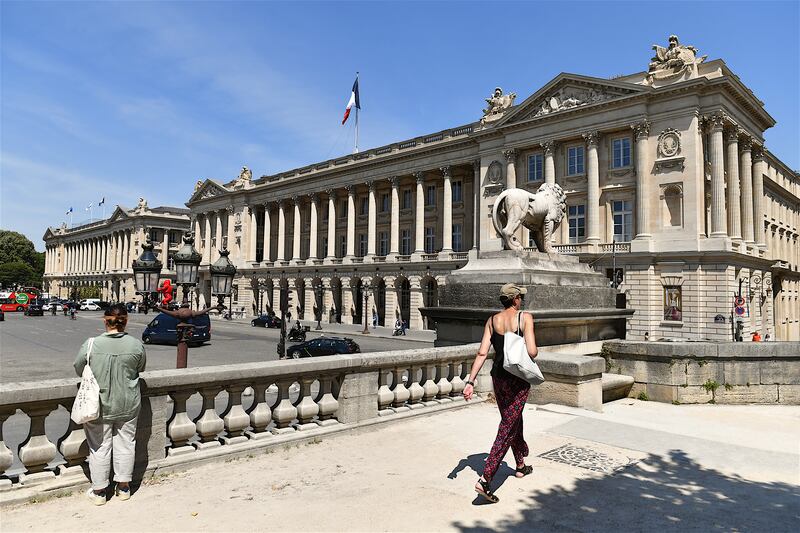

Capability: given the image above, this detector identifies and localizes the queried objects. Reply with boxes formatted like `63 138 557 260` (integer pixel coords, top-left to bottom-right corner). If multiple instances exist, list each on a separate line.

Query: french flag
341 76 360 125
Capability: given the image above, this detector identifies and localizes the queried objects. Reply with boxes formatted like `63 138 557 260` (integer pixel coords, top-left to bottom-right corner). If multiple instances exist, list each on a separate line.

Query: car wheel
251 320 257 327
143 335 152 344
17 306 24 312
290 350 302 359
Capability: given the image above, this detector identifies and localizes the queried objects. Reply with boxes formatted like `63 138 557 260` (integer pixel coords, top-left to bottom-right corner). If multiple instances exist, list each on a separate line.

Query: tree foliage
0 230 43 287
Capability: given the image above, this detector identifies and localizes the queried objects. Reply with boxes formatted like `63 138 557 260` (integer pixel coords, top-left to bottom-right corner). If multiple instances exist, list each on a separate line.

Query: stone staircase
602 372 634 403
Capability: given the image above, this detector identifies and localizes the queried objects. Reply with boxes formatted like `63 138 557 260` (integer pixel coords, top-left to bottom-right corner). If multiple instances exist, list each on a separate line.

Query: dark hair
500 295 515 309
104 303 128 331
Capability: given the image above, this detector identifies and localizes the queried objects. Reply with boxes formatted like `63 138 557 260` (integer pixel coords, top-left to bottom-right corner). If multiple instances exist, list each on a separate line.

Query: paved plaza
2 399 797 532
0 311 433 383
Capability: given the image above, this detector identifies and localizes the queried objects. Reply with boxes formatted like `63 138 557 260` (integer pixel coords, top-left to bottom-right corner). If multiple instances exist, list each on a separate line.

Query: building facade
43 199 191 301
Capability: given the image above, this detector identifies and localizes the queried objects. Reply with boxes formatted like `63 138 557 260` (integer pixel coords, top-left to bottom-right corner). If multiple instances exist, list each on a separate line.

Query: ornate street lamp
361 282 373 335
313 284 324 330
210 249 237 311
132 236 162 309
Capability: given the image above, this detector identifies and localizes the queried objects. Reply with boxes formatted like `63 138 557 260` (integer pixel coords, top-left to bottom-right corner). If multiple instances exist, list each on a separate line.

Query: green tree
0 261 37 287
0 230 37 266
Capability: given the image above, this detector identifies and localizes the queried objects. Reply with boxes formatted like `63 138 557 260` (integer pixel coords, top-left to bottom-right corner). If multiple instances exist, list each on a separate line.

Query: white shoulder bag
71 338 101 424
502 311 545 385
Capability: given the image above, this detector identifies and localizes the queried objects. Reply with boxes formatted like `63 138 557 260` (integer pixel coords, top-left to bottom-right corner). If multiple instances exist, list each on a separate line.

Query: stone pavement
2 400 798 532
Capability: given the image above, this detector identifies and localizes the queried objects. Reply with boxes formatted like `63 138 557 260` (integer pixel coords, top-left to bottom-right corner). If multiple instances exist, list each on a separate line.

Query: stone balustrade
0 344 605 502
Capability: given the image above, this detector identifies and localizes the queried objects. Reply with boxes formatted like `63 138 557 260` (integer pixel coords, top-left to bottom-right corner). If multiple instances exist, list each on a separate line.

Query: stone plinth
423 250 632 347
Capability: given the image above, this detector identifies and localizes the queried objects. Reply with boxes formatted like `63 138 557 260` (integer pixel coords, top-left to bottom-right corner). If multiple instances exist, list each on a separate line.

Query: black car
285 336 360 359
251 314 281 328
25 300 45 316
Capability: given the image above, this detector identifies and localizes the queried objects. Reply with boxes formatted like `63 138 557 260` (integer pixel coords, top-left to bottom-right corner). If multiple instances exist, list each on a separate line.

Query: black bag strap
516 311 522 336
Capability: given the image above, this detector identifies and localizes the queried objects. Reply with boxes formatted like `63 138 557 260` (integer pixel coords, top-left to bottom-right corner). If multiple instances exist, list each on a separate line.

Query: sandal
475 478 499 503
515 465 533 477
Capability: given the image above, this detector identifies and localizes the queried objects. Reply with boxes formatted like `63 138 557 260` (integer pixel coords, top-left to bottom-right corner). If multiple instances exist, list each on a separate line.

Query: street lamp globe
132 237 162 294
210 248 236 297
173 231 202 286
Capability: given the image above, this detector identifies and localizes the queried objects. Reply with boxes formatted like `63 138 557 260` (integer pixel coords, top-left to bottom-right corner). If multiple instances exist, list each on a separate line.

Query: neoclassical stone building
43 199 190 301
49 36 795 341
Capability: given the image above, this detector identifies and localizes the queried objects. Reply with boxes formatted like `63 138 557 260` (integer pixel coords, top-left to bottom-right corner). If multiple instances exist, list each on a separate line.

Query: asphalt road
0 311 432 383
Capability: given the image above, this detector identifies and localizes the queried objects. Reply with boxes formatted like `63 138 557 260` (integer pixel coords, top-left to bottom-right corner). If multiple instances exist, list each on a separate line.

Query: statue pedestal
422 250 633 347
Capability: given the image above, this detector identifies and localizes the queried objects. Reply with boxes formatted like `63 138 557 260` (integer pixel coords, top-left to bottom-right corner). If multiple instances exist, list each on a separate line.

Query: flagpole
69 212 73 228
354 71 359 154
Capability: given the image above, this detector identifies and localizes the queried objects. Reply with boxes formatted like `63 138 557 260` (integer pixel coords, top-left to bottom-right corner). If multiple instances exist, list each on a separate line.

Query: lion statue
492 183 567 253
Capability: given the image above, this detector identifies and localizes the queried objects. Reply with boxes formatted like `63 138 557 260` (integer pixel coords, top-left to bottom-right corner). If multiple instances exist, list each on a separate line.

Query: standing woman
74 303 146 505
463 283 538 503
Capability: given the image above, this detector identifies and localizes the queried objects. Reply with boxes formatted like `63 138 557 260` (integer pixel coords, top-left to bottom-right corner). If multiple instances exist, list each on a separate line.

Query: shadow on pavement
449 452 521 505
451 449 799 532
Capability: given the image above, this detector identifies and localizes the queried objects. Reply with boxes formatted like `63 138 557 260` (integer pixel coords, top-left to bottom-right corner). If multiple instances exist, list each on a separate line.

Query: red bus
0 288 40 312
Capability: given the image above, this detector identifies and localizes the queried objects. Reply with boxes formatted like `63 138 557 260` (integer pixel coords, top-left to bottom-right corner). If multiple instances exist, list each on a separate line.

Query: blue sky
2 1 798 250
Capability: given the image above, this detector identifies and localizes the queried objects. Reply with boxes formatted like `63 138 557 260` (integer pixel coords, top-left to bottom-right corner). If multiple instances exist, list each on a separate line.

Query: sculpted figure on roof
648 35 706 84
481 87 516 125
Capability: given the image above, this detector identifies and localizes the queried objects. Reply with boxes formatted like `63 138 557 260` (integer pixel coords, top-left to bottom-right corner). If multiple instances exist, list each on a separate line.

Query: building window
402 189 412 209
358 234 368 257
452 181 463 203
612 137 632 168
528 153 544 182
359 197 368 216
339 200 347 218
339 235 346 257
401 229 411 255
322 236 328 255
568 145 585 175
378 231 389 256
169 230 180 245
424 227 436 253
612 200 634 242
149 228 161 242
452 223 463 252
426 185 436 206
568 205 585 244
663 286 682 321
381 193 390 212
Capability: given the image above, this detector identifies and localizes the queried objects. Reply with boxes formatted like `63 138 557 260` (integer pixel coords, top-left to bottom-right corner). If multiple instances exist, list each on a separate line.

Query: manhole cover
538 444 636 474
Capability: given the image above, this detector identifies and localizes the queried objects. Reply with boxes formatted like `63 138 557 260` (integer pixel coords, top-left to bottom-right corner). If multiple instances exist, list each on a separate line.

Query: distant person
74 304 146 506
70 306 77 320
764 331 771 342
462 284 538 503
752 331 762 342
372 309 378 329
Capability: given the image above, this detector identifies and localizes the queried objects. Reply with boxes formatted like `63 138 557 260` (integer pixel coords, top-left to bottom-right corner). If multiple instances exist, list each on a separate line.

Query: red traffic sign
735 306 746 316
734 296 745 307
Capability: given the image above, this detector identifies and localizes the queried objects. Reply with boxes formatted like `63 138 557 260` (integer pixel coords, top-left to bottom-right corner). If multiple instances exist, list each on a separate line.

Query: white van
80 298 102 311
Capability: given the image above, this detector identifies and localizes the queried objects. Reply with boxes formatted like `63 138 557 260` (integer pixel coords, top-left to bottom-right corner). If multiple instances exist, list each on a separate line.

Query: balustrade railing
0 344 486 495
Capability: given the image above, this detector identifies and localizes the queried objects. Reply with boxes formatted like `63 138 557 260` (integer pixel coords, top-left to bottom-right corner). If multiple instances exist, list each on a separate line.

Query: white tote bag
71 338 101 424
502 311 545 385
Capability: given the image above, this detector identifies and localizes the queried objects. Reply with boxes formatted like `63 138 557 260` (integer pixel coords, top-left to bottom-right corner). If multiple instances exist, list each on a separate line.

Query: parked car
24 300 45 316
142 312 211 346
79 298 102 311
285 336 360 359
251 314 281 328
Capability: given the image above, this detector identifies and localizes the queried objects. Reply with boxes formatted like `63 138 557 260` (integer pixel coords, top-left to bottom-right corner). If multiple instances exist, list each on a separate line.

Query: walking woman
73 303 146 505
462 283 538 503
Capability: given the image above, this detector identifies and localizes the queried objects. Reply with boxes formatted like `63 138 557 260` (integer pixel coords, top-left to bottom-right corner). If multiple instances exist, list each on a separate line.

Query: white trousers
84 415 138 491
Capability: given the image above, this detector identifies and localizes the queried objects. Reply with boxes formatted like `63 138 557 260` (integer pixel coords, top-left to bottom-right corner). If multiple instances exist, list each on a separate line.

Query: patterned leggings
483 374 531 482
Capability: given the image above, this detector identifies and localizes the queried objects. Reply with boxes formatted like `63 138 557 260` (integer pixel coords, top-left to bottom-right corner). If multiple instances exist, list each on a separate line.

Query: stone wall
604 340 800 404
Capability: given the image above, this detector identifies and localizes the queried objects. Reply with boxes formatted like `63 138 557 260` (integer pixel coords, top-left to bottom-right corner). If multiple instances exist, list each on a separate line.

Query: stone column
276 201 286 262
583 131 601 244
326 190 337 260
345 185 356 258
340 277 353 325
632 120 651 239
753 146 767 248
262 204 272 263
292 196 302 263
383 276 398 325
215 212 223 261
162 229 170 271
472 161 481 251
367 181 376 258
389 177 400 255
308 194 319 261
226 206 236 257
248 207 258 262
414 172 425 254
503 149 517 189
542 141 557 185
441 166 453 254
739 137 754 244
408 276 424 330
708 113 727 237
203 215 212 264
726 129 742 242
121 234 128 271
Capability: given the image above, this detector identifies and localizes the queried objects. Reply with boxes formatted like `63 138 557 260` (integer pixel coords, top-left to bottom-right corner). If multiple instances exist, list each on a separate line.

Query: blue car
142 313 211 346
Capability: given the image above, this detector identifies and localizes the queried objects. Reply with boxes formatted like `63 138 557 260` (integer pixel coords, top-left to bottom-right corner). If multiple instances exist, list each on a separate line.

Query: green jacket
73 332 146 423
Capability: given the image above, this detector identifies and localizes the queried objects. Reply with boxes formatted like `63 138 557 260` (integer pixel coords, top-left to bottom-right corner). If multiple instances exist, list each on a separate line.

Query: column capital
292 195 301 206
262 201 272 211
325 188 337 200
387 176 399 188
540 140 558 155
502 148 517 162
308 192 319 204
582 131 600 147
225 204 235 214
439 165 451 178
366 180 376 192
472 159 481 173
738 133 753 152
413 171 425 184
630 120 650 140
344 184 355 196
752 144 765 162
705 111 727 132
725 127 741 145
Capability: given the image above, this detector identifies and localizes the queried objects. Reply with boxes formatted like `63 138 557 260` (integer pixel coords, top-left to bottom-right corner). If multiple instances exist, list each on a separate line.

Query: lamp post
131 237 162 311
361 282 373 335
277 280 288 359
314 284 324 330
257 278 269 315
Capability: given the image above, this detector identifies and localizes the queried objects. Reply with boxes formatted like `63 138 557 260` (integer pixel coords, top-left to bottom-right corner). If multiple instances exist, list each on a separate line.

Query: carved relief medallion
657 129 681 158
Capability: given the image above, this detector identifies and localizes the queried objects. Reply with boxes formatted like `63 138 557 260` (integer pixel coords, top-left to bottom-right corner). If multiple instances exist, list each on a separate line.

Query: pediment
188 180 230 204
107 205 130 222
495 73 649 127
